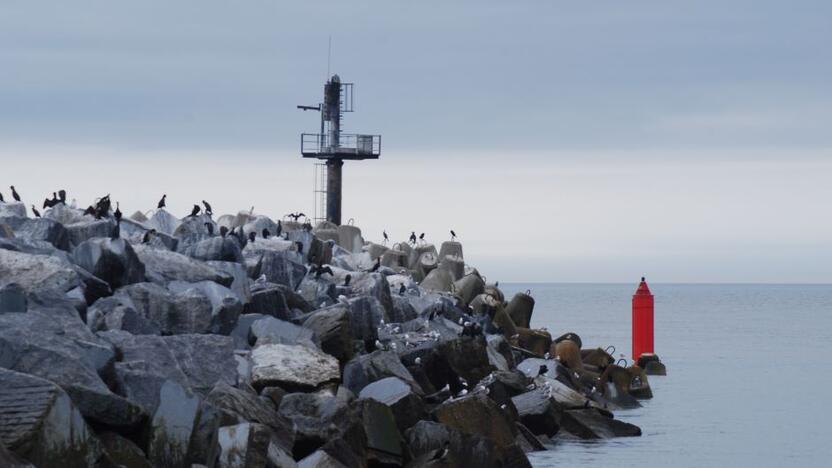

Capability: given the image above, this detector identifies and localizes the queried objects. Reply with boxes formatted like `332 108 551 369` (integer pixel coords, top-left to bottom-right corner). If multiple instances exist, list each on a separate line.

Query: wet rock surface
0 202 652 467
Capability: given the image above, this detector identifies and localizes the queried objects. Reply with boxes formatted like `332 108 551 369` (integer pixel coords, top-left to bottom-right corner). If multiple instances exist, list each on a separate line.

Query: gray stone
438 241 464 261
208 260 252 305
342 350 422 395
298 277 337 309
0 249 80 294
405 421 520 468
98 431 152 468
255 250 307 291
0 283 27 313
0 368 105 468
420 268 454 293
297 450 347 468
229 313 266 349
301 305 353 363
86 296 161 335
246 283 292 320
214 423 296 468
349 272 393 318
147 209 181 235
277 387 353 458
250 316 316 348
148 380 200 467
15 218 70 251
559 408 642 439
437 335 495 387
358 376 424 431
345 295 385 342
506 292 535 329
180 236 243 263
206 383 294 449
250 343 340 392
336 224 364 253
433 393 518 449
71 237 146 289
511 389 561 437
115 282 213 335
0 201 27 218
168 280 243 335
438 254 465 281
64 219 115 247
389 295 418 323
134 244 233 286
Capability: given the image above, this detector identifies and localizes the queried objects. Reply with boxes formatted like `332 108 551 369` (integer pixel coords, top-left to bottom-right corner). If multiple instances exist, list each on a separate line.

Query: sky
1 1 831 282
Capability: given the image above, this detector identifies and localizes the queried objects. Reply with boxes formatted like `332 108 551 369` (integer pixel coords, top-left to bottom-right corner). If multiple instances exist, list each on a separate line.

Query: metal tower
299 74 381 225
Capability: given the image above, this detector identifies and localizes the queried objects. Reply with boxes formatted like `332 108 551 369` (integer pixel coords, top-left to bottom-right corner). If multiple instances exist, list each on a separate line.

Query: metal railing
301 133 381 158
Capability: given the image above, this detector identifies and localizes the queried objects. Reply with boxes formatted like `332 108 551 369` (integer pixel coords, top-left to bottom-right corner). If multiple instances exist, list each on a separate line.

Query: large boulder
0 368 106 468
506 292 535 329
345 296 386 342
302 305 353 364
146 208 181 236
433 393 518 449
559 408 642 439
213 423 297 468
250 343 340 392
246 282 293 320
358 376 425 431
207 260 252 305
134 244 232 286
342 350 422 395
65 219 116 247
179 236 243 263
14 218 69 251
71 237 146 290
0 283 27 313
349 272 393 318
0 249 80 294
168 280 243 335
277 387 354 459
255 251 307 291
0 201 27 218
420 268 454 293
86 295 161 335
97 432 151 468
437 335 495 387
405 420 529 468
511 389 561 437
205 383 295 451
148 380 200 467
0 309 145 428
114 282 214 335
250 316 316 348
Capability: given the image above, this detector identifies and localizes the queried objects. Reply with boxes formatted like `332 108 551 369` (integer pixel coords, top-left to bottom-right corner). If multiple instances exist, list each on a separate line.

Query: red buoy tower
632 277 654 361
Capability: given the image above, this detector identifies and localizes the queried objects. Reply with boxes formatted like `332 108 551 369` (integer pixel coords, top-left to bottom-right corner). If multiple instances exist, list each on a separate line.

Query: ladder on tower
312 162 327 226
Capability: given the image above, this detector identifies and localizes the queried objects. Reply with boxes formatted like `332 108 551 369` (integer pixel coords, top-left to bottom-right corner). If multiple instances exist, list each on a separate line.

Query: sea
499 283 832 468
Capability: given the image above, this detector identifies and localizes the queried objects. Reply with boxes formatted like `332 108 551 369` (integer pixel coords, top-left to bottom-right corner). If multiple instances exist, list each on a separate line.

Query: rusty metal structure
299 74 381 225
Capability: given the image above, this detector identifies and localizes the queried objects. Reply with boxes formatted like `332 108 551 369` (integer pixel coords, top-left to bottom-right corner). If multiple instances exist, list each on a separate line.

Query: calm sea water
500 283 832 468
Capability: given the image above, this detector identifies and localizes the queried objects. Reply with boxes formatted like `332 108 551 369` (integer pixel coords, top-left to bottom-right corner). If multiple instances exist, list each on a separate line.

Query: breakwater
0 198 654 467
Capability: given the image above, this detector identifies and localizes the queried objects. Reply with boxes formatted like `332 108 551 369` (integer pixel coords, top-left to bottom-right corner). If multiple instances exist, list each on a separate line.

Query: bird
248 231 256 243
111 218 121 239
31 205 41 217
382 231 389 244
58 190 66 204
314 265 333 279
538 365 548 377
0 192 4 203
399 284 406 295
83 205 96 216
10 186 21 202
275 220 282 237
344 274 352 287
295 241 304 255
450 229 457 241
157 195 166 209
370 257 381 273
50 192 59 207
219 226 229 238
204 222 214 236
113 202 122 223
202 200 213 216
409 231 417 244
262 228 270 238
302 220 313 232
189 204 201 217
419 232 425 242
142 229 156 244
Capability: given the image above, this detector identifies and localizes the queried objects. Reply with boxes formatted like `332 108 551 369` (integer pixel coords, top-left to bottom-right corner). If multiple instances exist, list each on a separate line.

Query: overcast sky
1 1 831 282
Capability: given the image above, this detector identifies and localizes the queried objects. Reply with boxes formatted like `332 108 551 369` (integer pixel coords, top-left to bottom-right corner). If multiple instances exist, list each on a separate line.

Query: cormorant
157 194 166 209
262 228 270 238
58 190 66 204
50 192 59 207
112 218 121 239
419 232 425 242
295 241 304 254
302 220 312 232
31 205 41 218
383 230 389 243
275 220 282 237
189 204 201 217
10 186 20 202
204 222 214 236
399 284 406 294
0 192 4 202
142 229 156 244
450 229 457 240
42 198 51 209
370 257 381 273
409 231 417 244
344 274 352 287
114 202 122 223
220 226 229 238
83 205 95 216
248 231 256 243
202 200 213 216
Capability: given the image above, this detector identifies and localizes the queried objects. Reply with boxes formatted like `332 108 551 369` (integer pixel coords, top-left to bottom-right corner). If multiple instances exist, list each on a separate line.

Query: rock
0 201 27 218
255 250 307 290
214 423 297 468
250 343 340 392
405 420 529 468
302 305 353 363
86 296 161 334
229 313 266 349
277 387 354 459
0 368 105 468
516 328 551 357
438 254 465 281
179 236 243 263
0 310 146 428
98 432 152 468
120 218 178 251
581 347 614 368
99 331 238 412
348 272 393 318
298 277 337 309
559 408 642 439
250 316 316 348
147 208 181 235
298 450 347 468
511 389 561 437
358 376 425 431
168 280 243 335
420 268 454 293
433 393 518 448
134 244 232 286
352 398 404 465
380 248 408 269
246 282 293 320
115 282 214 335
261 387 288 409
505 292 535 329
336 224 364 253
486 334 517 371
148 380 200 467
437 335 494 387
0 223 14 239
637 353 667 376
71 237 146 289
0 283 27 313
346 295 386 342
438 241 463 261
343 350 422 395
208 261 252 305
65 219 116 247
0 249 81 294
206 383 295 451
14 218 70 251
514 423 546 453
389 295 418 323
552 332 582 349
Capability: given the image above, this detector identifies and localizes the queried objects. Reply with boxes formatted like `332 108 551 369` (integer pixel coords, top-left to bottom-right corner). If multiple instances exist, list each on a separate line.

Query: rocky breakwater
0 200 655 468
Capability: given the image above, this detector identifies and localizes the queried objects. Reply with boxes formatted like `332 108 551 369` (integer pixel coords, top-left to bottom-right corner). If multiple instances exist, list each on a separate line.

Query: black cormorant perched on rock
419 233 425 242
202 200 212 216
10 186 20 202
248 231 256 243
0 192 4 202
58 190 66 204
50 192 58 207
142 229 156 244
83 205 95 216
295 241 304 255
204 222 214 236
344 274 352 287
399 284 406 295
370 257 381 273
114 202 122 223
409 231 417 244
275 220 282 237
450 230 457 241
112 218 121 239
31 205 41 218
262 228 270 238
220 226 229 238
383 231 389 244
189 204 201 217
157 194 166 209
